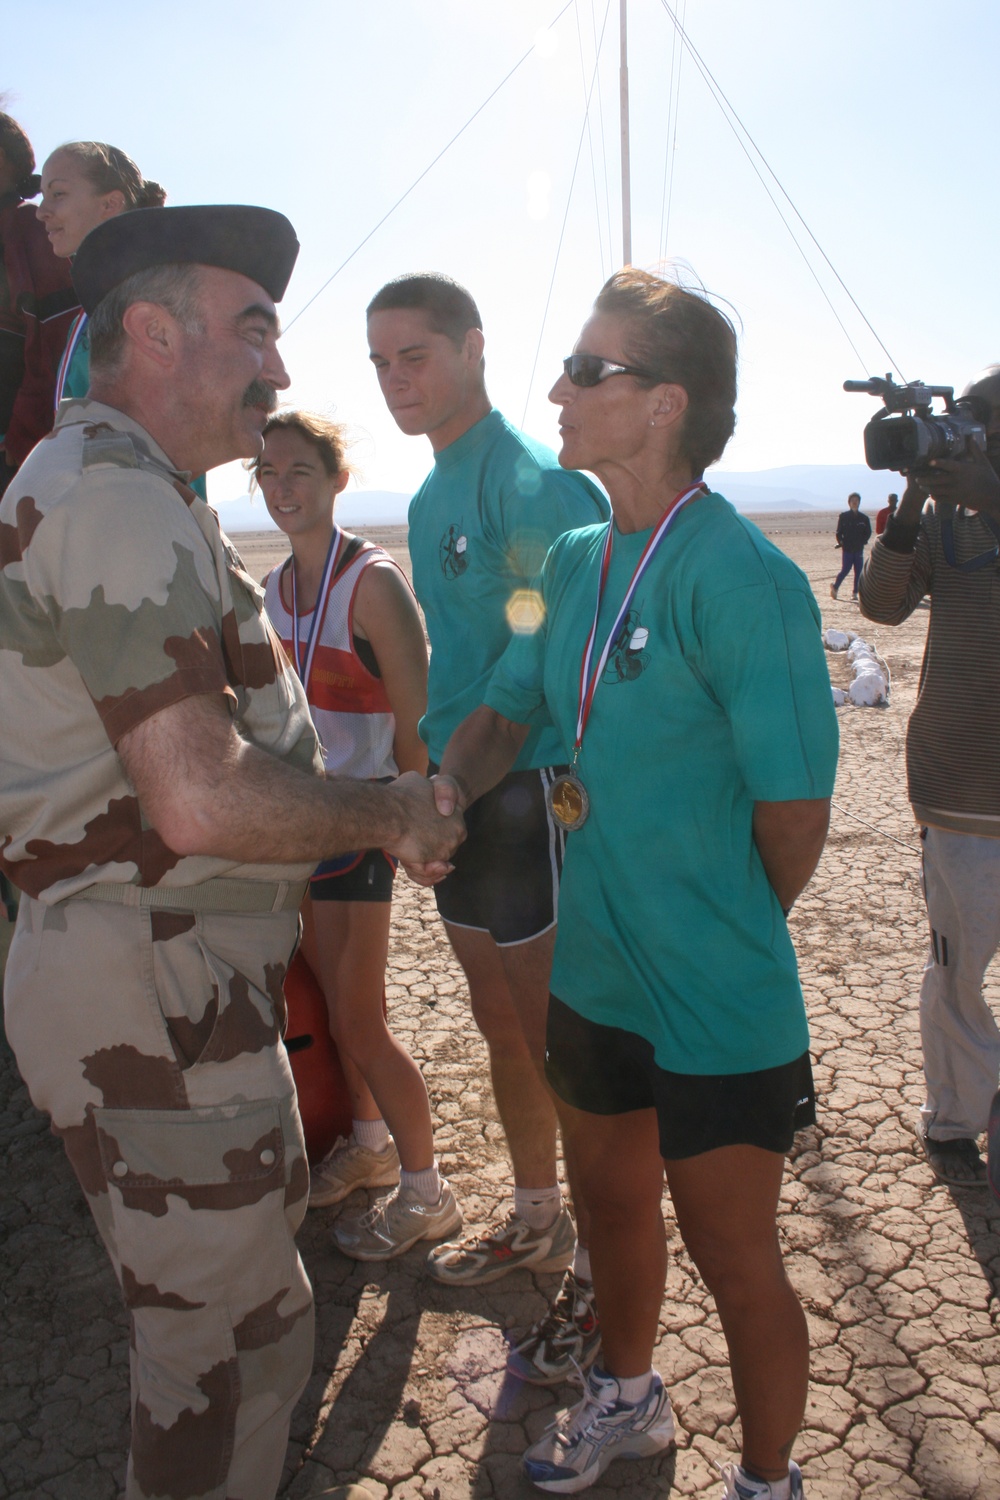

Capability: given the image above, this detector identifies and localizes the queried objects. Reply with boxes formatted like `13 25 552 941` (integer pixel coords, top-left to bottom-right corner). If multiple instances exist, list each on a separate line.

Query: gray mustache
243 379 277 411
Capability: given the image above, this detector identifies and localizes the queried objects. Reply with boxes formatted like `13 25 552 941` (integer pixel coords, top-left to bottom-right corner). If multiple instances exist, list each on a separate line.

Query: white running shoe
523 1365 675 1493
331 1181 462 1261
308 1135 400 1208
718 1460 804 1498
426 1202 575 1285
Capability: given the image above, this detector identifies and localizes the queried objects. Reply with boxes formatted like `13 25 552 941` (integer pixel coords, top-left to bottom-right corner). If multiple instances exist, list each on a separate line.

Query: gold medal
548 771 590 831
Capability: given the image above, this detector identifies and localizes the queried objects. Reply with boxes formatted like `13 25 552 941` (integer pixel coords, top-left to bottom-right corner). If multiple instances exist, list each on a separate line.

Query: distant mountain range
220 463 891 533
706 462 894 513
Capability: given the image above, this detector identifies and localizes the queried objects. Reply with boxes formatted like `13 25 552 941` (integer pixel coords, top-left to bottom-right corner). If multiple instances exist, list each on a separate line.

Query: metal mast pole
620 0 632 265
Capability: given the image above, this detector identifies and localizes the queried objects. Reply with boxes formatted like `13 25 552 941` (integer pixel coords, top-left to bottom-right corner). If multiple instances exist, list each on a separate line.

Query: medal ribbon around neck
572 481 706 757
290 524 343 692
54 312 88 409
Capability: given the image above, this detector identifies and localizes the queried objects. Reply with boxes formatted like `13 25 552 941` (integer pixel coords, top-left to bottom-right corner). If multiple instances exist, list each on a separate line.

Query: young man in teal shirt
367 274 608 1381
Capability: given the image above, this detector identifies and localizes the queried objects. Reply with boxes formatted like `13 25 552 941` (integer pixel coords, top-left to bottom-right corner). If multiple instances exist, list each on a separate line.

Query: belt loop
121 885 141 907
271 881 288 914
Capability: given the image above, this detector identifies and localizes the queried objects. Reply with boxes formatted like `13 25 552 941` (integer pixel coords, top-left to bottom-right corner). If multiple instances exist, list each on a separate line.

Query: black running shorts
545 994 816 1159
310 848 397 903
428 765 567 946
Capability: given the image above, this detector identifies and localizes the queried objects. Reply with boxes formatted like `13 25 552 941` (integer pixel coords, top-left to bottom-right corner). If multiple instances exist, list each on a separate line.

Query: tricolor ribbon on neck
54 312 88 410
572 481 706 755
290 525 343 691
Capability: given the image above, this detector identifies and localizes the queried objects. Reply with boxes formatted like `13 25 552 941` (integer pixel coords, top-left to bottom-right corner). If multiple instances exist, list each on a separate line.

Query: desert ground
2 512 999 1500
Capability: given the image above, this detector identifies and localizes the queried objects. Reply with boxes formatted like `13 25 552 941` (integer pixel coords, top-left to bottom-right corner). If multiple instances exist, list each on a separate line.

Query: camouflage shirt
0 399 323 902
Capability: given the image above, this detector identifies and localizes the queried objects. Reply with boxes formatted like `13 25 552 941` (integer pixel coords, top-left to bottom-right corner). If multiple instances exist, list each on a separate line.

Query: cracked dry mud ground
3 518 1000 1500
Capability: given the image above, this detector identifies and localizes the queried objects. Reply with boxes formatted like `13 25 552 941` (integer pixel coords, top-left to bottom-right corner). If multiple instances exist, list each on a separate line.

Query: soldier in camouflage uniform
0 206 463 1500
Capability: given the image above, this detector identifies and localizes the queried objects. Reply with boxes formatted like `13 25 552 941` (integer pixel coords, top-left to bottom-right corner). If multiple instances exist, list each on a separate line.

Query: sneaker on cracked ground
331 1180 462 1260
522 1365 675 1492
426 1202 575 1285
507 1269 601 1385
718 1460 804 1498
308 1135 400 1208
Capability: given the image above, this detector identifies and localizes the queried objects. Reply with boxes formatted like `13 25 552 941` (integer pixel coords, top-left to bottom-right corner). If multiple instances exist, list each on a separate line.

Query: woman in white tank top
257 412 462 1258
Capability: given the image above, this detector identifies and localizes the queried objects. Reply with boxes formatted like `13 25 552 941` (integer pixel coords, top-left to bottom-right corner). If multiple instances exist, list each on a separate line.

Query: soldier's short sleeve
22 467 233 744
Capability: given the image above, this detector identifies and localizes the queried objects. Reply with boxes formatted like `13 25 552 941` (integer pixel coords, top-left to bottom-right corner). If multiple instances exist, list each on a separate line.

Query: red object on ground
282 949 352 1164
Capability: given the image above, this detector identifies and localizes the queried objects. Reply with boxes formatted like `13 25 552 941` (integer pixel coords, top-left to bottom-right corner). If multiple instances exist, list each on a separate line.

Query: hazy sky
9 1 999 510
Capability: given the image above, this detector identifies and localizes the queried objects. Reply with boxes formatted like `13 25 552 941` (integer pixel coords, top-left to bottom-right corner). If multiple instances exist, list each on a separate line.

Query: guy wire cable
830 802 921 857
588 0 615 278
576 0 608 280
521 0 613 428
658 0 686 260
657 0 904 381
283 0 577 335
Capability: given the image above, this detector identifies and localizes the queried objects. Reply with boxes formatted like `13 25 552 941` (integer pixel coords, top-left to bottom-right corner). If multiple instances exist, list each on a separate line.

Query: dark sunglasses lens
564 355 604 387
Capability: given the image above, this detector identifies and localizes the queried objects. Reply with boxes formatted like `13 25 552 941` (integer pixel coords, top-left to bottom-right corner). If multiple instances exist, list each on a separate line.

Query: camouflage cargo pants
4 894 315 1500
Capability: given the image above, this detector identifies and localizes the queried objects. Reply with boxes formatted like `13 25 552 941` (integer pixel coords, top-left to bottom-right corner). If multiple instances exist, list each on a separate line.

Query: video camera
843 374 986 472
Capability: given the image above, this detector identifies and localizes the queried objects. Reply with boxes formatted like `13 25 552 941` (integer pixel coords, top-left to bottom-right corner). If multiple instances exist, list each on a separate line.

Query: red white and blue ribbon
54 312 87 409
290 525 343 693
572 481 706 755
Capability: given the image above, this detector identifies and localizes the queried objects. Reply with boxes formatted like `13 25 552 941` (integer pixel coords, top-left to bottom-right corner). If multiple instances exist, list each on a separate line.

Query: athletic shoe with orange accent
426 1203 575 1285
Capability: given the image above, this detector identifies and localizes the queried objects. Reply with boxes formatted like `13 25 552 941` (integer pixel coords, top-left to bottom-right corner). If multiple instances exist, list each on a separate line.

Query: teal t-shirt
484 493 839 1075
408 409 609 766
60 317 208 501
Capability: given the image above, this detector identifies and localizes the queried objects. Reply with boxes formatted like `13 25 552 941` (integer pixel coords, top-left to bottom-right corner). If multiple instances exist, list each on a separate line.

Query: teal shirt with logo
484 493 839 1075
407 409 609 766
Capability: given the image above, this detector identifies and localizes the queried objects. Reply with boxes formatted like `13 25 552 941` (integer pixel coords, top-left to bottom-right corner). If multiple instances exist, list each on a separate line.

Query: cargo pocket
94 1099 290 1308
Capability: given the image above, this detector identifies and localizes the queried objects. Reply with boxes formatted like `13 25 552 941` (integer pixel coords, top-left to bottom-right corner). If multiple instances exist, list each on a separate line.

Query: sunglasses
562 353 664 388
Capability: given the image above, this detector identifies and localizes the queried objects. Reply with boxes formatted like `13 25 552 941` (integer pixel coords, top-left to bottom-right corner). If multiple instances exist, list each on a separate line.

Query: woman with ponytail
0 114 79 494
36 140 167 404
35 141 209 497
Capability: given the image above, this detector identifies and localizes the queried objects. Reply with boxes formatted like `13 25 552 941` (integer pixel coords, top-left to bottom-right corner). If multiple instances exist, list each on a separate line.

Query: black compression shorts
545 994 816 1159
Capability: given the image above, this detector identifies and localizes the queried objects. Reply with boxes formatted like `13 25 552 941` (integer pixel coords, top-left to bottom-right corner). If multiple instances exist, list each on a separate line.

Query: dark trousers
834 549 864 594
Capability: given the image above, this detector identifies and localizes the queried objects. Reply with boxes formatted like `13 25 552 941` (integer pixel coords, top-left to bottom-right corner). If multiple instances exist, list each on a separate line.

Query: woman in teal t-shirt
430 270 837 1500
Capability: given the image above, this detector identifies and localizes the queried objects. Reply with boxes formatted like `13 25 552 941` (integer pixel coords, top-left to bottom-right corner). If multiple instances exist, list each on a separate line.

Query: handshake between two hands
386 771 467 887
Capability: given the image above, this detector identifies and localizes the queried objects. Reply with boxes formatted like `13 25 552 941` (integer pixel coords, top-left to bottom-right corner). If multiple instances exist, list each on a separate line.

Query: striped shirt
859 508 1000 837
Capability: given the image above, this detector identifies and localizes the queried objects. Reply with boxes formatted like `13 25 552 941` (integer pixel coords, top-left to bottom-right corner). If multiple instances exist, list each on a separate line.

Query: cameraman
859 364 1000 1188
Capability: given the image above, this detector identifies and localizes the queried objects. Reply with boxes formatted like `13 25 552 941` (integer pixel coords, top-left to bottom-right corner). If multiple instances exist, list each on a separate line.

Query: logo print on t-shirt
440 523 468 579
602 608 649 684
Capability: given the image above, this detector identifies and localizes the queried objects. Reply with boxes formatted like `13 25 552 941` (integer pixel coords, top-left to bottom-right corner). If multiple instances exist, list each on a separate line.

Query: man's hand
383 772 466 871
908 439 1000 522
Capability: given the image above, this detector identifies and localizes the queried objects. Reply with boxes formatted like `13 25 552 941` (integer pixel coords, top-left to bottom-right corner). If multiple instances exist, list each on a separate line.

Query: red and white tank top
264 541 399 780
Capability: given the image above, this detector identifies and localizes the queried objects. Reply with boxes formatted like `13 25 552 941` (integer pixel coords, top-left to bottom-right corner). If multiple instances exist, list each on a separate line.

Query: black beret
71 204 300 314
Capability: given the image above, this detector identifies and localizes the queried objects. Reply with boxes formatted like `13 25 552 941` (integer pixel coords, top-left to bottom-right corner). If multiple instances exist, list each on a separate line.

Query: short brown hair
366 273 482 349
593 268 738 474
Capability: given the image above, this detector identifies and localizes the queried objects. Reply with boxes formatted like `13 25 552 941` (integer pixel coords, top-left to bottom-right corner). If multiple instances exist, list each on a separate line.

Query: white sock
614 1369 654 1404
572 1244 592 1283
353 1117 390 1152
738 1468 791 1500
513 1185 562 1231
401 1163 441 1204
